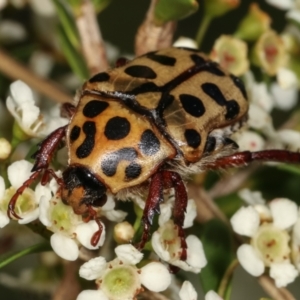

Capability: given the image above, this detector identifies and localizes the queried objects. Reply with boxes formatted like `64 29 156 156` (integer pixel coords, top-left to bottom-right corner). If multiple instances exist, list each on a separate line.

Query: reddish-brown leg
61 103 76 118
137 170 188 259
162 171 188 260
8 125 67 219
82 206 103 247
137 171 163 250
8 170 42 219
207 150 300 169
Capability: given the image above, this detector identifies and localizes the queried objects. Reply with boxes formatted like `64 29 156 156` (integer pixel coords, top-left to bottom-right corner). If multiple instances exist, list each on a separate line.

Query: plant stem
195 15 212 49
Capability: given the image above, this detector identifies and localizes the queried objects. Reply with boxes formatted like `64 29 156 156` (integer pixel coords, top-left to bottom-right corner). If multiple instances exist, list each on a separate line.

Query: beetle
8 47 300 255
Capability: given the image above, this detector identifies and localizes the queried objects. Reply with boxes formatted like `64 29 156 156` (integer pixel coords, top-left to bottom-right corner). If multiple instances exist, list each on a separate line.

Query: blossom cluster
0 0 300 299
231 189 300 288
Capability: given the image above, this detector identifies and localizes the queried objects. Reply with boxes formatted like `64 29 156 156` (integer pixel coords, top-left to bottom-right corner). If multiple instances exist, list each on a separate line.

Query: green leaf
199 219 234 293
276 164 300 176
57 24 89 80
52 0 80 49
154 0 198 25
0 242 52 269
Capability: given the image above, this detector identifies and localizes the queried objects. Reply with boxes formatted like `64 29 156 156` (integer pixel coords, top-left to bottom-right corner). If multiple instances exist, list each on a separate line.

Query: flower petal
7 160 33 189
151 231 171 261
270 263 299 288
230 206 260 237
179 281 198 300
115 244 143 265
269 198 298 229
205 290 223 300
76 289 108 300
185 235 207 272
50 233 79 261
18 208 39 224
183 199 197 228
39 195 52 227
0 176 5 199
79 256 107 280
75 220 105 249
0 211 10 228
237 244 264 276
140 262 171 292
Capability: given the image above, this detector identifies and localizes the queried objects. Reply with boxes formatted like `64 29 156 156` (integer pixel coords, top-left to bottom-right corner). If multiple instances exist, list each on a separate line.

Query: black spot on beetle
139 129 160 156
76 122 96 158
124 65 157 79
104 117 130 140
70 125 81 142
89 72 110 83
230 74 248 100
184 129 201 148
190 54 206 66
146 52 176 66
179 94 205 117
130 82 160 95
203 136 216 155
83 100 109 118
225 100 240 120
201 82 240 120
125 162 142 180
101 148 138 177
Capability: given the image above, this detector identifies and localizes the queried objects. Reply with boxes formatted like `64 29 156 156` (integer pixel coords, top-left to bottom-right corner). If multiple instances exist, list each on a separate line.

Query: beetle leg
8 125 67 220
82 206 103 247
8 170 42 219
31 125 67 172
61 103 76 118
162 171 188 260
137 170 188 259
206 149 300 169
137 171 164 250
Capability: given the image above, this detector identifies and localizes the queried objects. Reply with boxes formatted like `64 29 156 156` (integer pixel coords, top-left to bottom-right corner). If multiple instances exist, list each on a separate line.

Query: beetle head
61 166 107 215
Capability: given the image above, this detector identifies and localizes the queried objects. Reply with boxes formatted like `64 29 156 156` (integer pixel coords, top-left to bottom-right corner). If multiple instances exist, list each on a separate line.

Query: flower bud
210 35 249 76
204 0 240 18
114 221 135 244
252 30 287 76
235 4 271 41
0 138 11 160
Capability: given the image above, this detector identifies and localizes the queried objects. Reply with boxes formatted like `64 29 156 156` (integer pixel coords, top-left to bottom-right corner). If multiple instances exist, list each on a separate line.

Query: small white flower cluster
266 0 300 23
77 245 220 300
231 189 300 287
0 159 128 261
233 68 299 152
6 80 68 138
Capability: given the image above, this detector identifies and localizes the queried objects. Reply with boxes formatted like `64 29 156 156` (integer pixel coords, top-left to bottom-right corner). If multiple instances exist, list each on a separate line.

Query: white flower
273 129 300 151
271 82 298 111
0 20 27 43
40 194 106 260
179 281 197 300
205 290 224 300
265 0 294 10
152 220 207 273
234 130 265 152
78 245 171 299
6 80 68 138
6 80 44 137
101 194 127 222
0 160 51 227
269 262 299 287
231 197 299 287
173 37 198 49
0 138 12 159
